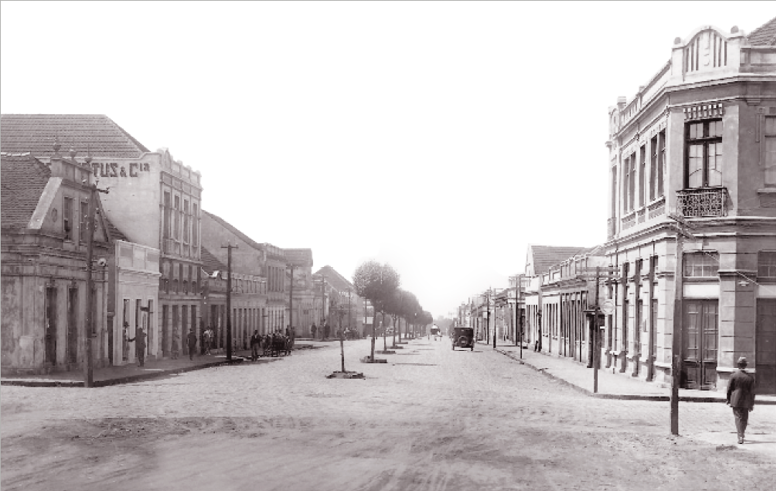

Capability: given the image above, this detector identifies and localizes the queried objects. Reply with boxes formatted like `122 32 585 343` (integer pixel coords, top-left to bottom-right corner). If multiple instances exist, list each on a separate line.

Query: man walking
203 327 214 355
726 356 756 444
127 327 147 367
187 328 198 361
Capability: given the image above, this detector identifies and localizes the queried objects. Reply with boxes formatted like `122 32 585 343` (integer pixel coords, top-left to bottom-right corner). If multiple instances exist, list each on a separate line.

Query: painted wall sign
91 162 151 178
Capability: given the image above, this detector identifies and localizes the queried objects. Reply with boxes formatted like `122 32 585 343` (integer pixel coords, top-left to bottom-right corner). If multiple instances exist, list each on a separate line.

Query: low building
1 150 113 374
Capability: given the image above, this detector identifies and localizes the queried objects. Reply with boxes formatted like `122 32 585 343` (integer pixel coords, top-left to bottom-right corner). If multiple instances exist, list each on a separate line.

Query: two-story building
605 18 776 393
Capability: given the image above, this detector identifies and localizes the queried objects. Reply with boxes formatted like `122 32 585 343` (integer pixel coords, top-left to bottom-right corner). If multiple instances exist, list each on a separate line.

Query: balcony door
683 300 718 390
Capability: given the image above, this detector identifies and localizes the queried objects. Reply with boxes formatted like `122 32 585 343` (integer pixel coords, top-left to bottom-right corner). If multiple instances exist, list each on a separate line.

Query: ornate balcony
676 187 728 217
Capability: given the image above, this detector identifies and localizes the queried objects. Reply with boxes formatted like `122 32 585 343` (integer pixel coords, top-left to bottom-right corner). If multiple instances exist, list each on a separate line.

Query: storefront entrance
683 300 718 390
756 299 776 395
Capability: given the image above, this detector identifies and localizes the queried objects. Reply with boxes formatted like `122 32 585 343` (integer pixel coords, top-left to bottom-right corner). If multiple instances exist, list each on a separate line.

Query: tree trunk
382 311 387 351
340 329 345 372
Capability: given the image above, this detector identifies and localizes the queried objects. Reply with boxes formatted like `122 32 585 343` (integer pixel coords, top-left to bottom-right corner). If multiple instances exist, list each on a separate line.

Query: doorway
67 287 78 364
683 300 718 390
756 299 776 395
45 287 57 365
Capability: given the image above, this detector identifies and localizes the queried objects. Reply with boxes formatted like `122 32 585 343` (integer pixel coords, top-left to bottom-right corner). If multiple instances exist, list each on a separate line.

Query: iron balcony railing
676 187 728 217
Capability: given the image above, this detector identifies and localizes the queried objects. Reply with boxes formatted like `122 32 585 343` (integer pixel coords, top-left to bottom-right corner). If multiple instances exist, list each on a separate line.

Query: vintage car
450 327 474 351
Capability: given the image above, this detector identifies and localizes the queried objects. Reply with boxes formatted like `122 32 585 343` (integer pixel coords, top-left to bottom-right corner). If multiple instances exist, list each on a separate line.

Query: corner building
605 19 776 393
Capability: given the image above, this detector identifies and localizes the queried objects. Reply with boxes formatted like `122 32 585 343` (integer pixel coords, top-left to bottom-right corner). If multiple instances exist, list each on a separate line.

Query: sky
2 1 773 319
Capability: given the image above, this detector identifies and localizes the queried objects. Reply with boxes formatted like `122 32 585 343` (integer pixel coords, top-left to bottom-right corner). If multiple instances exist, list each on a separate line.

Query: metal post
288 264 294 337
671 231 684 436
83 182 96 388
222 243 237 360
594 267 600 394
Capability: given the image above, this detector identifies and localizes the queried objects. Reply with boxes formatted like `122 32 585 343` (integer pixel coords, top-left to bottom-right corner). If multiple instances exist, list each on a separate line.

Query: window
766 116 776 186
683 252 719 277
80 200 88 244
758 252 776 278
192 203 199 247
658 130 665 197
63 197 73 240
622 155 630 213
639 145 646 207
173 195 180 240
629 152 636 210
650 135 658 201
183 199 190 244
685 120 722 188
163 192 171 240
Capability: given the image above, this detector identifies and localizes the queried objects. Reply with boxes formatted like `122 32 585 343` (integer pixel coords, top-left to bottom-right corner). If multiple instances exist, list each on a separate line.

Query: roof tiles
747 15 776 46
1 153 51 228
1 114 149 158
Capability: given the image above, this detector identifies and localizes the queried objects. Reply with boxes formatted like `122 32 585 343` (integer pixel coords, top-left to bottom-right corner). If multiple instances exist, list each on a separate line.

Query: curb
1 359 245 388
495 349 776 405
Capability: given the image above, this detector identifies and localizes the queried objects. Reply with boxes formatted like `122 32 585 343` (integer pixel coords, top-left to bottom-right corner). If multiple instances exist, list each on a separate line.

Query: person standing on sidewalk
311 323 317 340
203 327 214 355
250 330 262 361
726 356 756 444
127 327 147 367
187 328 198 361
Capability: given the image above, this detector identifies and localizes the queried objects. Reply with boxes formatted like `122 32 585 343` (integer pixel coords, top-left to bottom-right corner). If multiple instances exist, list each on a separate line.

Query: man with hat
726 356 756 444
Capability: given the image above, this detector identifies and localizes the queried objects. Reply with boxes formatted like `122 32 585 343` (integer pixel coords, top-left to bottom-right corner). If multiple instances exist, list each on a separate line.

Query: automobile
450 327 474 351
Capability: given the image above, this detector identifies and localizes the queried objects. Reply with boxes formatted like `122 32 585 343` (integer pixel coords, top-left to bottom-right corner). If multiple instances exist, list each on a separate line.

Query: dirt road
2 338 774 490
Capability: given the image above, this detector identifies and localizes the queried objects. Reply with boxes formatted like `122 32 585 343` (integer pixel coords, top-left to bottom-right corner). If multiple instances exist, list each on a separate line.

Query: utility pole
288 263 294 337
668 212 695 435
222 242 238 360
83 151 108 388
518 275 523 359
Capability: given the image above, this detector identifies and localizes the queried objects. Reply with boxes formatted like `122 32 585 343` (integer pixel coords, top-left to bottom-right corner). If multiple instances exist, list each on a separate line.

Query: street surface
2 338 775 491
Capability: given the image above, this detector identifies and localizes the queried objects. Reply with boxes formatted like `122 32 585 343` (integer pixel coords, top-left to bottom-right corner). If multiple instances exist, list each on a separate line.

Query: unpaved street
2 338 775 491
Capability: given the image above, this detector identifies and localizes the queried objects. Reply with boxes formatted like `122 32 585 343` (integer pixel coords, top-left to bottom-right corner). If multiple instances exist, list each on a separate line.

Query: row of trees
352 260 433 362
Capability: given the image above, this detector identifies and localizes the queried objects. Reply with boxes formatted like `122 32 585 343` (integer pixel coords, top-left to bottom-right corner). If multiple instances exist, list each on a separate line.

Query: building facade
1 151 112 374
605 19 776 393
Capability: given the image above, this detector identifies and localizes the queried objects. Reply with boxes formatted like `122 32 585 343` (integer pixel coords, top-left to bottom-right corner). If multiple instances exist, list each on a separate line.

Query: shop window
685 120 723 188
683 252 719 277
758 252 776 278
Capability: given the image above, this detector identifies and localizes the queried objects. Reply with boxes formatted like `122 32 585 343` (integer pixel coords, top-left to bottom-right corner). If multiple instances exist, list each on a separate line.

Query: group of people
123 324 215 366
250 329 292 360
310 323 361 340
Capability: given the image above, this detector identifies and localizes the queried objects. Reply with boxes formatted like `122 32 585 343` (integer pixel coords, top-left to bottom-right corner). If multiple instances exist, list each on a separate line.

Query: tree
353 260 400 361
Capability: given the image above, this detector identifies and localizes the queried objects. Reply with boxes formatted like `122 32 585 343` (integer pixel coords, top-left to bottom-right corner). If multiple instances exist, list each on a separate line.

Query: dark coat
727 369 756 408
128 330 146 350
187 331 198 348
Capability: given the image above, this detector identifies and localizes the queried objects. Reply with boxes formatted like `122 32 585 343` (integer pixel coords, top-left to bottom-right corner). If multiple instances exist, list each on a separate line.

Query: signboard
601 299 615 315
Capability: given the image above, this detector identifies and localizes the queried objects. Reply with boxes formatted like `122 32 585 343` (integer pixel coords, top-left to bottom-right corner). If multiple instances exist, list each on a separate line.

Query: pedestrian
250 329 262 361
127 326 147 367
203 327 214 355
187 328 198 360
726 356 756 444
323 323 330 340
311 323 317 340
122 322 130 362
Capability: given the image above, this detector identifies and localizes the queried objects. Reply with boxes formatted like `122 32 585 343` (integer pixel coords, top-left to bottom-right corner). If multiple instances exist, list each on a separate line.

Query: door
45 287 57 365
683 300 718 390
756 299 776 395
162 305 169 357
67 287 78 364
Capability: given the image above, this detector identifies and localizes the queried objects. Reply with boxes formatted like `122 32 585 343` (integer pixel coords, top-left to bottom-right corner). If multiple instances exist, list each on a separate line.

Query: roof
314 265 354 293
526 244 592 276
1 152 129 242
285 248 313 267
202 209 265 252
1 152 51 228
0 114 149 159
747 16 776 46
200 246 227 274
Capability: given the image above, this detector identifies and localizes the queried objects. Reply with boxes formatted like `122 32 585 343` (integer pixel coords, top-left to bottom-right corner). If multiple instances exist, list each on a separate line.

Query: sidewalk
0 343 324 388
489 340 776 405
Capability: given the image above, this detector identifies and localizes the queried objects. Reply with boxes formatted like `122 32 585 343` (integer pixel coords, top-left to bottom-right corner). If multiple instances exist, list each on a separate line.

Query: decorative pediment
679 27 731 74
